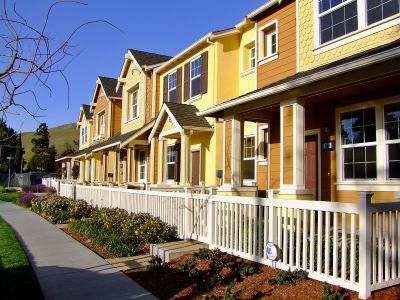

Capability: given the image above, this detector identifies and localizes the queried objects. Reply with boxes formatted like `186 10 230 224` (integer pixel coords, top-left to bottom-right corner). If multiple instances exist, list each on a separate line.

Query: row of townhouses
58 0 400 203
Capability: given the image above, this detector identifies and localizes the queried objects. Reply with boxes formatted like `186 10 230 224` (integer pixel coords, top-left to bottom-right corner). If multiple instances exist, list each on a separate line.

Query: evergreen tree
0 120 21 173
28 123 56 172
14 133 25 172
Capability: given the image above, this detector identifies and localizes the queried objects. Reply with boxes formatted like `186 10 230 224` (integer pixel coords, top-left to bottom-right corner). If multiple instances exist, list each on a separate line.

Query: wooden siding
224 120 232 184
256 0 297 88
92 86 109 139
112 100 122 135
283 105 293 185
146 73 152 123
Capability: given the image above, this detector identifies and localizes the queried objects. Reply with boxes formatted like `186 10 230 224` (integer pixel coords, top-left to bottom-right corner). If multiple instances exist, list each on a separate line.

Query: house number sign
265 242 279 261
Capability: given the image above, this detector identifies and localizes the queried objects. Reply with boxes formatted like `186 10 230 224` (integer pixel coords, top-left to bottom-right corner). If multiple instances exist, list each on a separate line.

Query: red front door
305 135 318 200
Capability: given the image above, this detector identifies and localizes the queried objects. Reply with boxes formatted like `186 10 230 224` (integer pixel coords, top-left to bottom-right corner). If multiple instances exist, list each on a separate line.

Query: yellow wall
298 0 400 71
238 24 256 95
121 60 147 134
77 114 92 150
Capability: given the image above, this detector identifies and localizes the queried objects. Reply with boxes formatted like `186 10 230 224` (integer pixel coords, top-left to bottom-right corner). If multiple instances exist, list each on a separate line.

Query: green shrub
122 213 175 244
68 199 94 219
321 283 343 300
147 255 167 270
91 207 129 230
0 186 5 193
205 279 243 300
238 263 255 278
268 269 308 285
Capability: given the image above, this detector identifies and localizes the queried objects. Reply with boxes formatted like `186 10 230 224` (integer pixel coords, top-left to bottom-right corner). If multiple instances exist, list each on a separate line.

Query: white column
66 161 71 180
102 153 106 181
90 158 95 182
157 139 164 184
231 115 243 187
113 151 117 182
180 130 190 186
127 148 131 183
79 160 85 182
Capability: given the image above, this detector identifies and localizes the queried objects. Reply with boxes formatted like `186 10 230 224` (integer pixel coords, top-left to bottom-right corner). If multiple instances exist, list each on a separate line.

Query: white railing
53 181 399 299
42 178 59 190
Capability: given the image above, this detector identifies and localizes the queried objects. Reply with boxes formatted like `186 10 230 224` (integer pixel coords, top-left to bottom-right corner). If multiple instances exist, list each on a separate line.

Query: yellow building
148 20 258 191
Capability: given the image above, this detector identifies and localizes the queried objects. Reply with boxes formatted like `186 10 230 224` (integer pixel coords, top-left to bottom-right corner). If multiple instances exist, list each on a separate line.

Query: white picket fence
47 180 399 299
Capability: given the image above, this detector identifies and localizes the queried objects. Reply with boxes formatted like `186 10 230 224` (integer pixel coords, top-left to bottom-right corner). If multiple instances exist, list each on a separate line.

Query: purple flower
20 192 38 207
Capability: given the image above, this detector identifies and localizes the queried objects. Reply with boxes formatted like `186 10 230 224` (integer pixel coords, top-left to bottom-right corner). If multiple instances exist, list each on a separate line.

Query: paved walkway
0 201 157 300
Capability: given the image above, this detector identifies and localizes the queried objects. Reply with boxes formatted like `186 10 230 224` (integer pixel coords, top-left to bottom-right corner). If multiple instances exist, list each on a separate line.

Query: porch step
106 254 153 271
150 240 208 263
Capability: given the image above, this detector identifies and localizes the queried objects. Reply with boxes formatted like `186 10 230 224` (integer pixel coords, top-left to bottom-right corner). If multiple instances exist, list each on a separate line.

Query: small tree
28 123 56 172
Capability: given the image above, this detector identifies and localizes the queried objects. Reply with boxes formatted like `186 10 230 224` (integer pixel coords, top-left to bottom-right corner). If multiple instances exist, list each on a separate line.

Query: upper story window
81 126 87 145
98 112 105 136
127 89 138 121
168 72 177 102
317 0 399 45
190 56 201 98
183 51 208 101
259 20 278 62
242 42 256 73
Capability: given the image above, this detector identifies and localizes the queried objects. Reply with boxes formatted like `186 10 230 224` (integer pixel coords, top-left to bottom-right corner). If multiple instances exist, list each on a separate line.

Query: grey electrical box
322 141 335 151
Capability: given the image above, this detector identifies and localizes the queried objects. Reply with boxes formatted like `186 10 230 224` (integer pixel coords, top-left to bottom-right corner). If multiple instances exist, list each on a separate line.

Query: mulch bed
125 254 400 300
62 226 400 299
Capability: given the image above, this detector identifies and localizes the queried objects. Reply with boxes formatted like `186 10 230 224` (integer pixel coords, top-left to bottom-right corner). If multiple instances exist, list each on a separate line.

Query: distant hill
21 123 78 165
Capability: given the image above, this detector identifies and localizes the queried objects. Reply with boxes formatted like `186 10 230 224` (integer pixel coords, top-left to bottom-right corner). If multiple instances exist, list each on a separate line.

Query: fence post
358 192 373 300
72 182 76 200
184 187 193 240
57 180 60 196
207 189 215 246
118 187 122 209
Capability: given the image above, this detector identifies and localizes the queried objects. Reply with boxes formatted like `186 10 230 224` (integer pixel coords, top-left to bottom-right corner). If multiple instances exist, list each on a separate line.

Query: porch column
113 151 117 182
102 153 106 181
150 138 157 184
90 158 95 182
180 129 190 186
66 161 71 180
279 99 310 199
231 115 243 187
79 160 85 182
127 148 131 183
157 138 165 184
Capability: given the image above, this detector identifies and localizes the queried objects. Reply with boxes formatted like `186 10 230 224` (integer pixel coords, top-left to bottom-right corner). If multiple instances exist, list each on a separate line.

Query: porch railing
48 180 399 299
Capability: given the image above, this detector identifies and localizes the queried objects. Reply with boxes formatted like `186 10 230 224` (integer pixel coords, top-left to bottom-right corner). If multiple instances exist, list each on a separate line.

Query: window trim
314 0 400 52
383 101 400 181
166 144 176 183
241 41 256 75
190 55 202 99
130 89 139 120
168 71 177 103
138 149 147 183
258 19 279 65
243 135 256 184
258 125 269 165
96 109 106 136
335 97 400 191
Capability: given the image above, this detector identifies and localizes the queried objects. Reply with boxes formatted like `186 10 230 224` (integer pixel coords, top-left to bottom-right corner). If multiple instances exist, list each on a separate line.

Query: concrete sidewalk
0 201 157 300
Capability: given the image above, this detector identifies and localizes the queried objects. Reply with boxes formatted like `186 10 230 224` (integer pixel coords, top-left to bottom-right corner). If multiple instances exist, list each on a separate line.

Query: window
81 126 87 145
258 126 269 162
340 107 377 180
168 72 177 102
138 150 146 182
242 42 256 72
190 56 201 98
250 47 256 68
384 102 400 179
243 136 256 181
126 89 138 121
317 0 399 45
367 0 399 25
98 113 105 135
166 145 176 181
259 21 278 59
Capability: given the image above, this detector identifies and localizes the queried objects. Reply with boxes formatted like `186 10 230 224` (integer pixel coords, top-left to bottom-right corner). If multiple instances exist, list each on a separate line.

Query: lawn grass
0 192 22 203
0 218 43 300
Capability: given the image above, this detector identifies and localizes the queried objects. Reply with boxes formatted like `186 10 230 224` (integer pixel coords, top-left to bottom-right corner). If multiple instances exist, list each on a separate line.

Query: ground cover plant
0 218 43 300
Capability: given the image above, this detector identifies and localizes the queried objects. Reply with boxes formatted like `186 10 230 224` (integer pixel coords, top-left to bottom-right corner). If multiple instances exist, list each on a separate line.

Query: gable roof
148 102 213 142
98 76 122 99
128 49 172 67
82 104 93 120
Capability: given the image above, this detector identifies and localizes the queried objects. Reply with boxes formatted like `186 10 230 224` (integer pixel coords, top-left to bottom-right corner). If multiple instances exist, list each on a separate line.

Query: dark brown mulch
125 254 400 300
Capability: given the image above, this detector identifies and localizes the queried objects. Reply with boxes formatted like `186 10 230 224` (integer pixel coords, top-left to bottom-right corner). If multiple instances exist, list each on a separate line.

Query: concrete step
106 254 153 271
150 240 208 263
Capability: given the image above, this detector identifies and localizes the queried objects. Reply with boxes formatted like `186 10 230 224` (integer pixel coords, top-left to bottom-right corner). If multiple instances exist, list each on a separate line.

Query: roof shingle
165 102 212 129
129 49 172 67
98 76 122 98
81 104 93 120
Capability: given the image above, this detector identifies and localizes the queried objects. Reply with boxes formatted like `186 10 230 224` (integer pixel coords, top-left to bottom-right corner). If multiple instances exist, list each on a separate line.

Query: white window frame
243 135 256 184
138 150 147 182
81 126 87 145
130 90 138 120
250 47 256 69
241 41 256 75
168 71 177 102
258 20 279 65
383 101 400 181
314 0 400 53
166 144 176 183
190 55 202 99
258 125 269 165
335 97 400 191
96 110 105 136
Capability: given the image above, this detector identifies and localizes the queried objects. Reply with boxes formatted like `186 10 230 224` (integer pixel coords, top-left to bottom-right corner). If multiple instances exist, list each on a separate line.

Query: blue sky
5 0 267 133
